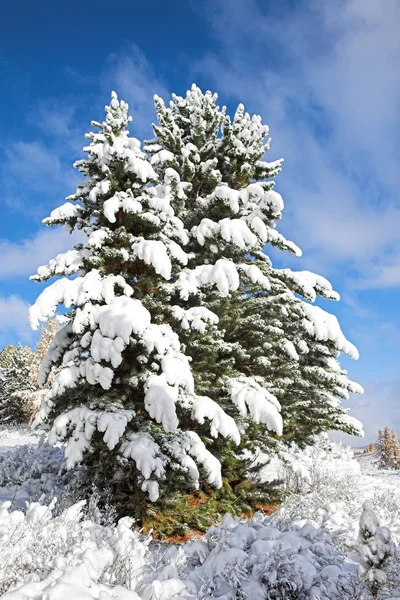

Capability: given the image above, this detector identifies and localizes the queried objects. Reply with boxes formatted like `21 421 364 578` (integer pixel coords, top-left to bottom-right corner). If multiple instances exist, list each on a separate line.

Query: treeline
0 319 58 425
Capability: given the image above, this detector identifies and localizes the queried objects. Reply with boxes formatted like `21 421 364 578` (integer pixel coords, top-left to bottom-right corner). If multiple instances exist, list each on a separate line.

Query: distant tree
390 429 400 468
364 442 374 454
0 320 59 426
375 427 400 469
0 343 36 424
28 318 60 421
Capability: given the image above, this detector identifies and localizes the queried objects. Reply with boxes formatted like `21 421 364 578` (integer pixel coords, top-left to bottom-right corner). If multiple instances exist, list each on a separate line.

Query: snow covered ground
1 428 400 599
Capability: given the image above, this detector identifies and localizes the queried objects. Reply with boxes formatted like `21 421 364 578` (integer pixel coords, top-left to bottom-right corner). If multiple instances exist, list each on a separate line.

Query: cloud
5 141 64 192
102 44 169 138
0 295 32 345
195 0 400 287
333 379 400 445
1 139 79 215
0 228 83 281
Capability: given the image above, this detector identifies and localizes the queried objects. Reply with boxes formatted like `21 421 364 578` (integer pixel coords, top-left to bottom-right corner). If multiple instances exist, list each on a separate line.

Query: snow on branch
302 303 359 359
227 377 283 435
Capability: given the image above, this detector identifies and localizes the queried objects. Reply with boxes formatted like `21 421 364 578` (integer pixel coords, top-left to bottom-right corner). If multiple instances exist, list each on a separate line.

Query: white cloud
5 141 64 192
0 295 32 345
1 139 79 215
0 228 83 281
332 379 400 445
195 0 400 287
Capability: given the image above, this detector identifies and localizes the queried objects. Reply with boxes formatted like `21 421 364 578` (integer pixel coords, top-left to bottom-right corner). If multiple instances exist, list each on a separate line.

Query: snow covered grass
1 429 400 599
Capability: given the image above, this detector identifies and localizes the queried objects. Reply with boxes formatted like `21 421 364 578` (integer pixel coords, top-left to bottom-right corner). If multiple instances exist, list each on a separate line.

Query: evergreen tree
358 500 394 598
146 86 363 471
0 343 36 424
390 429 400 468
30 93 262 524
30 88 363 532
375 427 400 469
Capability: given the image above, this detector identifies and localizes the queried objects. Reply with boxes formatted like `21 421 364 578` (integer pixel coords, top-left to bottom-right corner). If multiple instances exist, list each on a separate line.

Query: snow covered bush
358 501 395 599
151 512 358 600
0 500 154 598
29 86 363 529
278 435 360 494
0 500 363 600
0 439 79 509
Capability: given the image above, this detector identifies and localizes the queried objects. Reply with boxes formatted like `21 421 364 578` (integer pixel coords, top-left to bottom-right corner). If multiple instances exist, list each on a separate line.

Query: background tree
0 343 36 424
364 442 374 454
375 427 400 469
27 318 60 422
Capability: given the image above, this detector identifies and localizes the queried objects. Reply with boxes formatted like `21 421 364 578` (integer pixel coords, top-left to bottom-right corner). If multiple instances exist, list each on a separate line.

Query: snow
122 431 166 498
278 269 340 302
29 270 134 330
302 303 360 360
239 263 270 289
31 249 91 281
177 259 240 299
192 217 257 250
191 395 241 444
43 202 81 225
171 306 219 333
131 238 172 280
103 191 143 223
227 377 283 435
184 431 223 489
144 374 179 432
1 428 400 599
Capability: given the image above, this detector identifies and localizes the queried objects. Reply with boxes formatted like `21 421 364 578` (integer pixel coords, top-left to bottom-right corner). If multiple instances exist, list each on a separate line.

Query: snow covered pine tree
0 343 37 424
30 89 363 533
358 500 394 598
145 85 364 523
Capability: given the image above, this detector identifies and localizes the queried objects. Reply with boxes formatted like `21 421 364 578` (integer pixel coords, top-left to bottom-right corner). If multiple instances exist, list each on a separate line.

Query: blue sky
1 0 399 442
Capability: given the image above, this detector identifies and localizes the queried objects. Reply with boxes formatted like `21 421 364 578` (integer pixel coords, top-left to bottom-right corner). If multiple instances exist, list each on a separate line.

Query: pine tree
0 343 36 424
30 89 363 532
146 86 363 484
375 427 400 469
390 429 400 468
358 500 394 598
30 93 252 525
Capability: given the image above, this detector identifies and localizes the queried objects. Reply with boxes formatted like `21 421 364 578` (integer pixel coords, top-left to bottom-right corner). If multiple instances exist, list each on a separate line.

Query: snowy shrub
371 491 400 546
181 513 354 600
258 435 360 498
0 439 82 510
358 501 395 599
0 497 373 600
273 470 363 554
0 440 63 488
0 500 152 598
